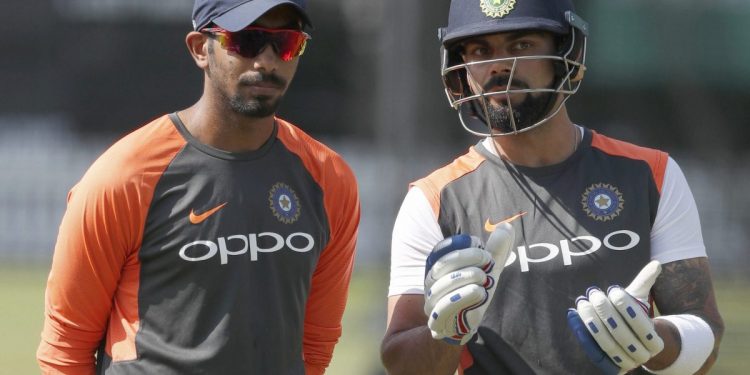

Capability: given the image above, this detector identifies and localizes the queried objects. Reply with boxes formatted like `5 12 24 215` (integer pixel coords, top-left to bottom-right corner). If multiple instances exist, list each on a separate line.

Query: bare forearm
642 258 725 374
381 325 462 375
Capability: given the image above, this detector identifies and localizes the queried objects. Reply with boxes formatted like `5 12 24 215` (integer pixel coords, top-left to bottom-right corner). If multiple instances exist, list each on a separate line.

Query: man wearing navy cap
37 1 360 374
381 0 723 374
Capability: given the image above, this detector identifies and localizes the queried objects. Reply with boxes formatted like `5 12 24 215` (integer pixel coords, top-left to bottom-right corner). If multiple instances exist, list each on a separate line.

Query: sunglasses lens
228 31 263 58
274 32 307 61
227 29 307 61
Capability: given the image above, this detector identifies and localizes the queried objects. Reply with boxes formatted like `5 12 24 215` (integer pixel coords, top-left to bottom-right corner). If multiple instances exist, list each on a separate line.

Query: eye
471 47 490 57
462 44 491 61
511 41 533 52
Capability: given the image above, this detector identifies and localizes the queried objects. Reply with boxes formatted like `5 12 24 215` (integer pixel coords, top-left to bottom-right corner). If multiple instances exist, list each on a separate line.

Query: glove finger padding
427 283 487 340
424 235 485 288
423 223 515 345
612 260 664 354
424 266 488 316
425 248 492 291
576 293 640 370
588 288 651 365
566 309 622 375
609 292 664 353
570 261 664 373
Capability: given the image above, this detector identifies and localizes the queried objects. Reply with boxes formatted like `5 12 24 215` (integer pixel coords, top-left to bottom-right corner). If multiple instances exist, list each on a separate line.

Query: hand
423 223 515 345
567 261 665 374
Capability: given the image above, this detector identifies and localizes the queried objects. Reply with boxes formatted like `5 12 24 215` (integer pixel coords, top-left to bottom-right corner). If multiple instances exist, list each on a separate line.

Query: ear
186 31 210 69
569 35 586 82
570 64 586 82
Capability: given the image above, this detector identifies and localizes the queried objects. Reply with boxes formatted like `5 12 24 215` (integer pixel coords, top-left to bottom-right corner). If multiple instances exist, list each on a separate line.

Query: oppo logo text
506 230 641 272
179 232 315 264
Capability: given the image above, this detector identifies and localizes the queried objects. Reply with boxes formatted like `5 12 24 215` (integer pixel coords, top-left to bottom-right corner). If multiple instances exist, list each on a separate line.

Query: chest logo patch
269 182 301 224
581 183 624 221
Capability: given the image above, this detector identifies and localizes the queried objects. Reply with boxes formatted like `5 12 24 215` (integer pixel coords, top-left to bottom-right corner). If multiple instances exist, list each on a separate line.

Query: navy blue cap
440 0 575 45
193 0 311 32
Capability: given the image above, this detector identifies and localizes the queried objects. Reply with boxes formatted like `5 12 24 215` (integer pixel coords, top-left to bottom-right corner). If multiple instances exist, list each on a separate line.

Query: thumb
485 222 515 275
624 260 662 303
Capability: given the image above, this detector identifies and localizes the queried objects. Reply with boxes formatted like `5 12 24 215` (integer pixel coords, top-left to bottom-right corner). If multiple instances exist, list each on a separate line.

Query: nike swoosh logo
484 211 527 232
189 202 227 224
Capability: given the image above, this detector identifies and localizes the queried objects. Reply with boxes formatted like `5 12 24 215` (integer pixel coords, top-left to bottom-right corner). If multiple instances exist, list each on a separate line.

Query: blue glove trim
425 234 474 277
567 309 621 375
441 336 463 346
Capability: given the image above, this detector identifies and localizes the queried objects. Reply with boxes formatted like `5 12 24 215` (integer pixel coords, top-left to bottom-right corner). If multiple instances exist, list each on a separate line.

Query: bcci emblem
480 0 516 18
581 183 624 221
269 182 301 224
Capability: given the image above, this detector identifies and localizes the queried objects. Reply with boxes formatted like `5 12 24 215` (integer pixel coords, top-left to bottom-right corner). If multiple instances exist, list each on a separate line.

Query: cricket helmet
439 0 589 136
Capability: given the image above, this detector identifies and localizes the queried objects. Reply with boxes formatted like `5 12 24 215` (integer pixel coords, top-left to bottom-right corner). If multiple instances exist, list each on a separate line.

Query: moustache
482 75 529 92
239 73 287 88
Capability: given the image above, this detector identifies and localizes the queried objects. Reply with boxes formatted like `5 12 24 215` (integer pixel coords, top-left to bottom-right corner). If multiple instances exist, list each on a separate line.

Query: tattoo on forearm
654 258 711 314
651 258 724 370
654 258 723 339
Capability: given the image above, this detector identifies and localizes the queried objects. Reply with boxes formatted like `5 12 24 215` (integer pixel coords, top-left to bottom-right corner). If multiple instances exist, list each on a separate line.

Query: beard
479 74 554 133
227 72 287 118
227 92 281 118
485 91 554 133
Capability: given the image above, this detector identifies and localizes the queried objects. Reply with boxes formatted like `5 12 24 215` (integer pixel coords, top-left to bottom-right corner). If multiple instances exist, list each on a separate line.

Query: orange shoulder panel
458 346 475 374
275 118 360 374
37 115 185 374
590 131 669 193
412 147 486 218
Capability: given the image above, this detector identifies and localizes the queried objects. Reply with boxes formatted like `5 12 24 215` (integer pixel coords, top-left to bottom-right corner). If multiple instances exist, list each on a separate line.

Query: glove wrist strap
643 314 714 375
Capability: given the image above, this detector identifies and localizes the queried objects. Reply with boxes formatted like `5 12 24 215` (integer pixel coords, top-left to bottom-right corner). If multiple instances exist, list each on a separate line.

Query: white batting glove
423 223 514 345
568 261 665 374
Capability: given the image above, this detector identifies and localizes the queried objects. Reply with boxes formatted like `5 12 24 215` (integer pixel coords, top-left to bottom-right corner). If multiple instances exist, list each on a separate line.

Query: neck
491 108 579 168
178 95 276 153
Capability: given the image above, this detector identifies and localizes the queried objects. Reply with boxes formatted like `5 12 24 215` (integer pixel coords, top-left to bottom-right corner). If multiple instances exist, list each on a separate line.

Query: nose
252 43 280 72
487 53 514 77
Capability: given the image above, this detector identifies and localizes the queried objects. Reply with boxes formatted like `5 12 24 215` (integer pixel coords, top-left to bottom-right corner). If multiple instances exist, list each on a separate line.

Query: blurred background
1 0 748 373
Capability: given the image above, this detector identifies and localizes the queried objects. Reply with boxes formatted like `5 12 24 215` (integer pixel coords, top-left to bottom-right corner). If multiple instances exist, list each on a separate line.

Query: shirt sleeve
37 178 141 374
388 186 445 297
37 119 176 374
650 157 707 263
302 158 360 375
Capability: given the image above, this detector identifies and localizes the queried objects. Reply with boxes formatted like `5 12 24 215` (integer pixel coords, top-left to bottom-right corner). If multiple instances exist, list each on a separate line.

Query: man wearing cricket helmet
381 0 723 374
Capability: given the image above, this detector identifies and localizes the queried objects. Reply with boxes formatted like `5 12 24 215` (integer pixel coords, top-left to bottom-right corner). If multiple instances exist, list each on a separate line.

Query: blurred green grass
2 265 747 374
